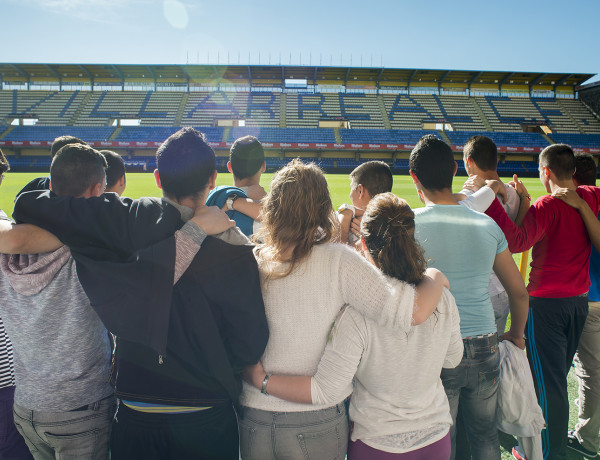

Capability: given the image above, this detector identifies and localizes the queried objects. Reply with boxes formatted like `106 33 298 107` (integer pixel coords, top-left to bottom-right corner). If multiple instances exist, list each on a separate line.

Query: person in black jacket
13 128 269 460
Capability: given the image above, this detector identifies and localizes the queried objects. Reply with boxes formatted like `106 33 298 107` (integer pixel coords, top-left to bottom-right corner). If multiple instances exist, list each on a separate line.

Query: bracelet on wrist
520 193 531 201
261 374 272 395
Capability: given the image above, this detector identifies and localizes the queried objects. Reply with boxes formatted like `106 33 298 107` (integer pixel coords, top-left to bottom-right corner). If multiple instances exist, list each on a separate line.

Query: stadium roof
0 63 594 90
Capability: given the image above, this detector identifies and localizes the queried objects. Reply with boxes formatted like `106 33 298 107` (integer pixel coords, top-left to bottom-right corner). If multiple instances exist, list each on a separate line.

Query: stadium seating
339 129 433 144
3 126 115 142
116 126 224 143
228 127 335 143
1 89 598 168
445 131 549 148
548 133 600 148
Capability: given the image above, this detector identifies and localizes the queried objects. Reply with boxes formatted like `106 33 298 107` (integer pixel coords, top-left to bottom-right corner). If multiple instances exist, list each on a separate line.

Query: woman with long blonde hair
245 192 463 460
238 160 448 460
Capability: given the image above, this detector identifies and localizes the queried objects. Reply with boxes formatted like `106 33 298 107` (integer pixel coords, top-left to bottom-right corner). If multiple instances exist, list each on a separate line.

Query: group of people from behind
0 128 598 460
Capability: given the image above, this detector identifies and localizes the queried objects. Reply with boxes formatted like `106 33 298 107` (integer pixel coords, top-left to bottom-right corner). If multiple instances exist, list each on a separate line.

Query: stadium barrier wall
1 140 598 154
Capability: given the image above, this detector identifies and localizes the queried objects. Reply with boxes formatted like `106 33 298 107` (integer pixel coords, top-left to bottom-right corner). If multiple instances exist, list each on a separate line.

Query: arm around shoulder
338 246 445 330
553 188 600 252
0 220 62 254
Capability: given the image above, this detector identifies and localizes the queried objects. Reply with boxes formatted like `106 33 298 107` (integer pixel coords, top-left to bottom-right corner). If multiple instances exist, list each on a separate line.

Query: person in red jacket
486 144 600 460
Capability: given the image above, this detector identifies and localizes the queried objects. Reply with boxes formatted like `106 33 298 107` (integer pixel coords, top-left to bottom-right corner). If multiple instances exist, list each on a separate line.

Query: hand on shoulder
191 205 235 235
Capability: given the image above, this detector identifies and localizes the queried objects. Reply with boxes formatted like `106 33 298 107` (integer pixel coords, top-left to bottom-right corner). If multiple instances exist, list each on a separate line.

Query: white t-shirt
461 184 520 296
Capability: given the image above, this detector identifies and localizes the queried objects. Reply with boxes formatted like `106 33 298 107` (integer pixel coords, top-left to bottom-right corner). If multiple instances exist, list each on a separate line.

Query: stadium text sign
0 140 598 155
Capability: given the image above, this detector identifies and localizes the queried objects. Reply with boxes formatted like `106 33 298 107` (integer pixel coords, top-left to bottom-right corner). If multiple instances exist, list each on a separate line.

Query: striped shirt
0 211 15 389
0 318 16 389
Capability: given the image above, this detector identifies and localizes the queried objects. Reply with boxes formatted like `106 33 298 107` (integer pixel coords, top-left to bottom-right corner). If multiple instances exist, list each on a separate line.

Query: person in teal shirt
409 135 528 460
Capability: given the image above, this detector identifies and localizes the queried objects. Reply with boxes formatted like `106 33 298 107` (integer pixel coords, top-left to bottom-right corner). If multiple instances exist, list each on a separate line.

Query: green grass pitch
0 171 583 458
0 170 549 217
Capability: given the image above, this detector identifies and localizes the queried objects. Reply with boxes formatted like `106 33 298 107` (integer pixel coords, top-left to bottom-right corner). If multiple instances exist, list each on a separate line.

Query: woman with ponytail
245 192 463 460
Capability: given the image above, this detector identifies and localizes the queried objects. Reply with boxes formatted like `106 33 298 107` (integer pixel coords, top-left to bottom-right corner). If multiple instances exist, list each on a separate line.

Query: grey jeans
239 402 349 460
13 396 116 460
573 301 600 452
441 333 501 460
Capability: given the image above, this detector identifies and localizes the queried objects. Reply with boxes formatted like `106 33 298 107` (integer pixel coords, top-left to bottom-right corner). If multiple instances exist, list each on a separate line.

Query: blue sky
4 0 599 84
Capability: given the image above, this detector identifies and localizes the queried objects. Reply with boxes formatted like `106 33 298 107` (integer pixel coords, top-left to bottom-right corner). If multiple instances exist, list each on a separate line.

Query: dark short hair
229 136 265 179
50 144 107 197
573 152 597 186
156 128 216 200
349 161 393 196
50 135 87 158
539 144 575 181
100 150 126 189
0 148 9 175
463 135 498 171
409 135 455 191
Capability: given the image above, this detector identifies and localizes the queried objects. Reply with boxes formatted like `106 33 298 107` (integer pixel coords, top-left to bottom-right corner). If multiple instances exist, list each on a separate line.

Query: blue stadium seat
3 126 115 142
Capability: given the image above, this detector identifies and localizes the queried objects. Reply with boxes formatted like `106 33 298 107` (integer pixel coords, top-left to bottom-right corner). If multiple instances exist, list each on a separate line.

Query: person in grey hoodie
0 148 34 460
0 144 116 460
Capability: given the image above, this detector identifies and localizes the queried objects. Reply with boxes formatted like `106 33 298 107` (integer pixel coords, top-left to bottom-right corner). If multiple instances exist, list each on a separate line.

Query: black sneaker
567 430 598 458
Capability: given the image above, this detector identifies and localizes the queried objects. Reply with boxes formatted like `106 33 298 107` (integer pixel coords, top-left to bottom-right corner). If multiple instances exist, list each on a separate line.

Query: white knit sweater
240 243 416 412
310 288 463 452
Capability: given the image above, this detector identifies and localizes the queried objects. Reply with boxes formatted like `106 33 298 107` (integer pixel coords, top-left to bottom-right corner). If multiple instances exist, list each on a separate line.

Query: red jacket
486 186 600 298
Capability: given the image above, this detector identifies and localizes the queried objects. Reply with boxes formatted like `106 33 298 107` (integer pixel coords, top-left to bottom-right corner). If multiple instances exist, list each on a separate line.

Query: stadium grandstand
0 63 598 176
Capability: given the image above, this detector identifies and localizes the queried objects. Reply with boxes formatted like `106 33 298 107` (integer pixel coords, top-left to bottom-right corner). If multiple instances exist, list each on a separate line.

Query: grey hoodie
0 247 113 411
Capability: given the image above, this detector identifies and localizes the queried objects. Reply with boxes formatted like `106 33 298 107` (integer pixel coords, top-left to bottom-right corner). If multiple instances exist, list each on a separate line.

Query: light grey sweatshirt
0 247 114 411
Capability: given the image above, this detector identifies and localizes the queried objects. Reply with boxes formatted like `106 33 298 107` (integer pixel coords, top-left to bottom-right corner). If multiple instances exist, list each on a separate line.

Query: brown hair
539 144 575 180
361 193 426 285
0 148 9 175
254 159 337 279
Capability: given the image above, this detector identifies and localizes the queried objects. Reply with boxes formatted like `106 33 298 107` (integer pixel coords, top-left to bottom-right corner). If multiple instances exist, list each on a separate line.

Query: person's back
0 149 34 460
238 160 447 460
1 250 112 410
0 144 114 459
567 153 600 457
346 193 462 456
486 144 600 460
461 135 521 334
338 160 393 246
12 128 268 460
486 144 600 297
215 135 266 236
345 289 460 452
525 187 597 297
242 192 460 459
414 204 502 336
408 135 528 460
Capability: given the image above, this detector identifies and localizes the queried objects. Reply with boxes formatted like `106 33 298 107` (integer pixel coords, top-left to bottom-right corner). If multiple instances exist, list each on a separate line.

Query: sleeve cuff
180 220 208 246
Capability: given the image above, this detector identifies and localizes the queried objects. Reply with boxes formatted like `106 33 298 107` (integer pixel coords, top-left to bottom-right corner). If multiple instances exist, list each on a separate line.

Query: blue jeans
239 402 349 460
12 396 116 460
0 386 33 460
440 333 501 460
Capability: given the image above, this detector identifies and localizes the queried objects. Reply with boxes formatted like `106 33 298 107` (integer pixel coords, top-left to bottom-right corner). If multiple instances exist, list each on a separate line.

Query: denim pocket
43 429 99 458
297 423 345 460
477 354 500 397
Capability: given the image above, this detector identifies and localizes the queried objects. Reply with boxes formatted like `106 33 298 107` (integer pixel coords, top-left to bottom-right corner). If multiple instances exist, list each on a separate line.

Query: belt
462 332 498 359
